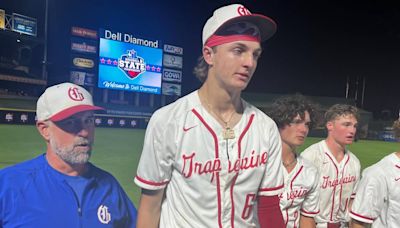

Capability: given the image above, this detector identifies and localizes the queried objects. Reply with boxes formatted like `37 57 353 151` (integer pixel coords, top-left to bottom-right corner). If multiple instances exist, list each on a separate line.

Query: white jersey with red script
134 91 284 228
350 152 400 228
279 156 320 228
300 140 361 226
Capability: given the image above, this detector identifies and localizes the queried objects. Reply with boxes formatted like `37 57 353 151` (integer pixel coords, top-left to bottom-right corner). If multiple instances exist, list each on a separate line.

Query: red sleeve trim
135 175 169 186
259 184 284 192
350 211 374 222
301 208 320 215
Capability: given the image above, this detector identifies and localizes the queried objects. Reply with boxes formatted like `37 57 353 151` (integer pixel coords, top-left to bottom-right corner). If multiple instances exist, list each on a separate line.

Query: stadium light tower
360 76 366 108
42 0 49 81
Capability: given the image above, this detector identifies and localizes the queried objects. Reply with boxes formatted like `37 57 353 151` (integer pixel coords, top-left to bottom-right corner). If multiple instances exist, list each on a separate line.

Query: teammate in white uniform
301 104 361 228
134 4 284 228
268 95 320 228
350 120 400 228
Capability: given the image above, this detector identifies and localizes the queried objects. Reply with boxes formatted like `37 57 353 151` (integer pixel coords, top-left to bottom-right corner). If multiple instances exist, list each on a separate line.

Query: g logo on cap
237 6 251 16
68 87 84 101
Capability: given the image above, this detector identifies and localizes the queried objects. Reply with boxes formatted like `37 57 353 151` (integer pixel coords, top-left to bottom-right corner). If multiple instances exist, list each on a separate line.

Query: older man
0 82 137 227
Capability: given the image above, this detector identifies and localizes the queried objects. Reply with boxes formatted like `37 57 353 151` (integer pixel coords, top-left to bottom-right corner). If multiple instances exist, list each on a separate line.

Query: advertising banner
163 54 183 69
162 82 181 96
0 110 36 125
164 44 183 55
162 68 182 83
71 56 95 69
71 37 97 54
71 26 98 39
12 13 37 36
70 70 95 86
98 29 162 94
0 9 5 29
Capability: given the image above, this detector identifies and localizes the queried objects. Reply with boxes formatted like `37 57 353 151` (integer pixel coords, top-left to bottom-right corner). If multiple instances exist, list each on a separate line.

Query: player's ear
36 120 51 141
203 46 215 65
326 121 334 132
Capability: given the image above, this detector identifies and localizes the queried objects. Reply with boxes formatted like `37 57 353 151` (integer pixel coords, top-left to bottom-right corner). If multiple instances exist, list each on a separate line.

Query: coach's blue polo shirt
0 154 137 228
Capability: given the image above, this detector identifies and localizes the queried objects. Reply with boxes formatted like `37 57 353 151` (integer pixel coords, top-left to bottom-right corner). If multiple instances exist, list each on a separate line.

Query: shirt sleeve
258 121 284 196
349 168 386 224
118 185 138 228
134 110 176 190
301 167 320 217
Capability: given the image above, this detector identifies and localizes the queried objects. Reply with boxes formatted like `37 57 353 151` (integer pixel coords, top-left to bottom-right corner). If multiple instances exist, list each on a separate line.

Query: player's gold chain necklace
204 96 236 140
282 154 297 167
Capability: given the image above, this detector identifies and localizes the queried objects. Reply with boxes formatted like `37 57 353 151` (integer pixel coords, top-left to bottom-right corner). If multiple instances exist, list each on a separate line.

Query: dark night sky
2 0 399 117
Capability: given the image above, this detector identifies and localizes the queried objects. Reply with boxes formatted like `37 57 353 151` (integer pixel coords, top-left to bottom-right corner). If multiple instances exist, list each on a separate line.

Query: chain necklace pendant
222 127 235 140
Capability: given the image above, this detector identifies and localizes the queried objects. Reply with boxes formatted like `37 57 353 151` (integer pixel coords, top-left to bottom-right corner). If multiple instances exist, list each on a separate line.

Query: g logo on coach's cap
36 82 104 121
68 87 84 101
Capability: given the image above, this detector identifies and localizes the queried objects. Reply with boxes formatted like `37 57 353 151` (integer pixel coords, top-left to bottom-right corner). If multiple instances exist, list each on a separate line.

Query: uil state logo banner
118 49 147 79
98 29 163 94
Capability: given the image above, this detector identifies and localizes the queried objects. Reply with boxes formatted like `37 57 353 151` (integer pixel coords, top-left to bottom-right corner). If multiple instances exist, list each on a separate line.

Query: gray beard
50 137 92 165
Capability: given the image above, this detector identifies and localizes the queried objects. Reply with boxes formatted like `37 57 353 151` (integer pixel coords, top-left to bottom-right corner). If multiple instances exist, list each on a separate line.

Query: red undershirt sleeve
257 195 285 228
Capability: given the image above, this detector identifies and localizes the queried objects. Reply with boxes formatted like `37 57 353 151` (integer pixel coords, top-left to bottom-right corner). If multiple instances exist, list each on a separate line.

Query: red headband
205 34 260 47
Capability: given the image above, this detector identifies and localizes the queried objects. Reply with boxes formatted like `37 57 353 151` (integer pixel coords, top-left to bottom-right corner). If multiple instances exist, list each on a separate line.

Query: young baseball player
349 120 400 228
0 82 137 227
134 4 285 228
267 94 320 228
301 104 361 228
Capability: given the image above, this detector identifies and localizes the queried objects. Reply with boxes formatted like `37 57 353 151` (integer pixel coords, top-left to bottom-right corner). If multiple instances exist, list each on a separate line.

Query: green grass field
0 124 398 206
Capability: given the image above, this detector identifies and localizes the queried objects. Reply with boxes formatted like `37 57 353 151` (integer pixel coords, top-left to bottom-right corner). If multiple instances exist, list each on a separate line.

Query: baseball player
134 4 284 228
301 104 361 228
267 94 320 228
349 120 400 228
0 82 137 227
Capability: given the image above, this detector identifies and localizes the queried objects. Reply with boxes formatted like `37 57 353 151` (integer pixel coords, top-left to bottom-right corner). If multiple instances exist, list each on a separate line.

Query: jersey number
242 193 256 220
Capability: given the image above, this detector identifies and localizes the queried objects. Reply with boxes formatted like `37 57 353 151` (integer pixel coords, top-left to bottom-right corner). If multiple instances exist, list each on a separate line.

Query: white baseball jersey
134 91 284 228
300 140 361 226
279 156 320 228
350 152 400 228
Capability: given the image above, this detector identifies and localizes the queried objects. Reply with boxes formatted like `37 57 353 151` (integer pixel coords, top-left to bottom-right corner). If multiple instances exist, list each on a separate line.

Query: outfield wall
0 95 153 129
0 93 378 136
0 109 150 129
